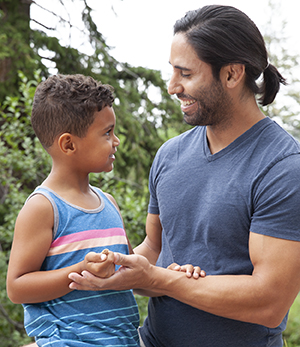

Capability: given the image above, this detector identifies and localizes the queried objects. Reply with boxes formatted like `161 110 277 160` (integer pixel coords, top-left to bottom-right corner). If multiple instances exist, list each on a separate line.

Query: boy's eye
105 129 111 136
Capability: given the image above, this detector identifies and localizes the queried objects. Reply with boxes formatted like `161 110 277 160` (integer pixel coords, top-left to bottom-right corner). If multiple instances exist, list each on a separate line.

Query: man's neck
206 105 265 155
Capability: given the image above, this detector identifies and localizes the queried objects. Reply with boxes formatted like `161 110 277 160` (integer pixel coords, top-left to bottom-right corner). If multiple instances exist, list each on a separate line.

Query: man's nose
168 75 183 95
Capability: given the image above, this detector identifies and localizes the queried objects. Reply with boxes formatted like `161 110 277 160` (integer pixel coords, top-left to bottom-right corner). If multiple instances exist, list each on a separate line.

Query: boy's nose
114 134 120 147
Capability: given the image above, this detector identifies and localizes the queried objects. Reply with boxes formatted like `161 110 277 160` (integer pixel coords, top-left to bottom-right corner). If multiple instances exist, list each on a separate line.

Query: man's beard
181 79 233 128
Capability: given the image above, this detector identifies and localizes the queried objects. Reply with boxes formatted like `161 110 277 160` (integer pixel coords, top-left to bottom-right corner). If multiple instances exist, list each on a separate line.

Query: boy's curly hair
31 74 114 149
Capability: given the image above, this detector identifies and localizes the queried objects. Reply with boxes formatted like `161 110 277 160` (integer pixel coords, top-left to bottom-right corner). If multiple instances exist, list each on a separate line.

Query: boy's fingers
85 251 98 262
167 263 181 271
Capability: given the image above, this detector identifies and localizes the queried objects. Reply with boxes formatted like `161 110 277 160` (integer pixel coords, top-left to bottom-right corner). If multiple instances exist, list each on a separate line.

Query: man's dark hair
174 5 286 105
31 74 114 149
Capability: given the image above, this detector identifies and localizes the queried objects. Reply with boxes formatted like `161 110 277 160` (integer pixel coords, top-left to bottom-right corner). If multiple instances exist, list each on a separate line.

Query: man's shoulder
256 119 300 160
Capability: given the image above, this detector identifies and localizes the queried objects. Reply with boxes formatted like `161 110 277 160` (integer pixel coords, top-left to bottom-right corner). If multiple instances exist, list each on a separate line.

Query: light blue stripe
38 341 138 347
75 315 140 329
41 290 132 308
76 328 138 338
25 312 52 328
31 310 139 336
75 315 140 330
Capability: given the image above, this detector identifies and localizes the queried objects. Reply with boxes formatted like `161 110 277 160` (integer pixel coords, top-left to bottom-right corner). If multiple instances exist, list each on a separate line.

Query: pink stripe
48 235 127 256
51 228 125 248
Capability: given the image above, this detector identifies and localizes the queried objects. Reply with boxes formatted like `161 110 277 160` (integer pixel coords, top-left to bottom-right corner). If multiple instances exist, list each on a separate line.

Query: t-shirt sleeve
250 154 300 241
148 153 160 215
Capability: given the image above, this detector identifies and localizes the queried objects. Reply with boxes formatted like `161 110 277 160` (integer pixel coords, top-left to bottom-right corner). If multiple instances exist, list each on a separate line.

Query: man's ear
221 64 245 89
58 133 76 154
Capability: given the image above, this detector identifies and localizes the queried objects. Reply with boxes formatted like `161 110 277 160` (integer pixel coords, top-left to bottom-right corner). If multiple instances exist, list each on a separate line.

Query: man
36 5 300 347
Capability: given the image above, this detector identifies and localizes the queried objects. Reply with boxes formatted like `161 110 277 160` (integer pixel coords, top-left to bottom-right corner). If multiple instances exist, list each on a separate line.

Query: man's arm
134 213 162 264
133 213 164 296
146 231 300 328
69 231 300 328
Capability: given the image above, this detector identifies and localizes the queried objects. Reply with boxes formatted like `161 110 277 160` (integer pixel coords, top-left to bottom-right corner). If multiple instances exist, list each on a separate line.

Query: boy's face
75 106 120 174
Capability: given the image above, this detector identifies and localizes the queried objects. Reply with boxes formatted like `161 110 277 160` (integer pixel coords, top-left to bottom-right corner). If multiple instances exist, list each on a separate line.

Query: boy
6 74 139 346
7 74 201 347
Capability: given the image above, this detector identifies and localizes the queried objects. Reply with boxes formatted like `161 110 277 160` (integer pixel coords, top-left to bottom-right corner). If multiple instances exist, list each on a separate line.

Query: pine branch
30 18 55 31
0 302 24 331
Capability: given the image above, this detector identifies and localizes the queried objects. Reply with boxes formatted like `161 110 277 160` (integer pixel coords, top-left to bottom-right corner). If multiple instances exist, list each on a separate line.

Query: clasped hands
68 250 205 292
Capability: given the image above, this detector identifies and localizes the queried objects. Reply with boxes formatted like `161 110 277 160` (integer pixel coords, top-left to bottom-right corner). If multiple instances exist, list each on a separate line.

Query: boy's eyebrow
103 124 115 130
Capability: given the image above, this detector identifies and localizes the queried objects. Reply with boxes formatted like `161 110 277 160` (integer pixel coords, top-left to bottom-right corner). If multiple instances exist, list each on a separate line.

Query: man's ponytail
258 64 287 106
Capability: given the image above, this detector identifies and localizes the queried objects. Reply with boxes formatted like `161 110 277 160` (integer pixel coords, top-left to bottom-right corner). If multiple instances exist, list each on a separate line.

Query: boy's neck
41 171 101 210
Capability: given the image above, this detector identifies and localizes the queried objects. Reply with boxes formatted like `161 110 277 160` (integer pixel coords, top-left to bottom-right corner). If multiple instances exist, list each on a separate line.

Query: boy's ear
58 133 76 154
221 64 245 89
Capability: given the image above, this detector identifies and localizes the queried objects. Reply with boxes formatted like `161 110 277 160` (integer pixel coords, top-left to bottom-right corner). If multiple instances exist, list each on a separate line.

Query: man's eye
181 72 191 78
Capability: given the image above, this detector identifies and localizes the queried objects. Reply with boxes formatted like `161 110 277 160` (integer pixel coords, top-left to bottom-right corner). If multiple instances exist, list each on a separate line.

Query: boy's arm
6 194 85 304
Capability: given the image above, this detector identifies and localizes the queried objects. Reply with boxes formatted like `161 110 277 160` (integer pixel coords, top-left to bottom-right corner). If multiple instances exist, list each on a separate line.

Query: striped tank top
23 186 140 346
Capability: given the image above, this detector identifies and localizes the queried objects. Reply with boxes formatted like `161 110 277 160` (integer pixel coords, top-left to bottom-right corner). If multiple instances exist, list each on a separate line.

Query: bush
283 294 300 347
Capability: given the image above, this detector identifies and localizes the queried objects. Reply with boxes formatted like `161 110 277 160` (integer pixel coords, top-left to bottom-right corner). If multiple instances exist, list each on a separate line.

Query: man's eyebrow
169 62 191 71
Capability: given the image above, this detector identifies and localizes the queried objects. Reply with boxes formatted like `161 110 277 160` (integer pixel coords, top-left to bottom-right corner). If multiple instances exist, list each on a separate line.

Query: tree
0 0 188 183
262 0 300 139
0 0 43 98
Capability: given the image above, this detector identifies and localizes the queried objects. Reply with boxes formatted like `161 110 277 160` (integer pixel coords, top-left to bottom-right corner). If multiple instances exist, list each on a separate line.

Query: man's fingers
113 252 129 266
68 271 98 290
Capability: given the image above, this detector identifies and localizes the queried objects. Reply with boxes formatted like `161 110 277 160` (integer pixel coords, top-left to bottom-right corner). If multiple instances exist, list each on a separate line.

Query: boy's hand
167 263 206 279
83 249 115 278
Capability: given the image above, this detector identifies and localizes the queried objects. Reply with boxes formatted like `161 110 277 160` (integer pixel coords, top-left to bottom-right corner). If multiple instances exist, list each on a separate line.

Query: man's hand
69 253 154 291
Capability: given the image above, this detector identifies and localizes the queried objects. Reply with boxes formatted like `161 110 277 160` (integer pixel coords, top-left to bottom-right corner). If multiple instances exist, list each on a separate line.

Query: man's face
168 33 233 127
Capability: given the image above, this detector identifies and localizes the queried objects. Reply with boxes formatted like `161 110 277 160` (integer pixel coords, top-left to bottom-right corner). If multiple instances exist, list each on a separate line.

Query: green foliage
283 294 300 347
0 71 51 346
0 0 46 101
90 171 148 249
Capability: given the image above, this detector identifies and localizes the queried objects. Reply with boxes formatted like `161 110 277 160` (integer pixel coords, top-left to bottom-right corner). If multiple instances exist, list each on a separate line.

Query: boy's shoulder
103 191 119 210
16 190 54 233
22 190 54 216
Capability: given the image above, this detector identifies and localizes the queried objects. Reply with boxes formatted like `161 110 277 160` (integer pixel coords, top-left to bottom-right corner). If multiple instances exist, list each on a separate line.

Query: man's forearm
145 265 290 328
